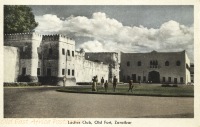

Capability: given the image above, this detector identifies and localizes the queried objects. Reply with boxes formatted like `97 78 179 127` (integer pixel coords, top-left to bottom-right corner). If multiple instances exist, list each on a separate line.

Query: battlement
4 32 42 41
85 52 118 54
42 34 75 45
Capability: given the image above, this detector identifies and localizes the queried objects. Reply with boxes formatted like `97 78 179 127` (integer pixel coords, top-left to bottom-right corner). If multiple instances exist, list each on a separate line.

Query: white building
120 50 191 84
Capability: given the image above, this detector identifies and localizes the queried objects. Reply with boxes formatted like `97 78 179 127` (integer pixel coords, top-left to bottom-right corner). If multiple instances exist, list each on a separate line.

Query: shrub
4 82 41 87
18 75 38 82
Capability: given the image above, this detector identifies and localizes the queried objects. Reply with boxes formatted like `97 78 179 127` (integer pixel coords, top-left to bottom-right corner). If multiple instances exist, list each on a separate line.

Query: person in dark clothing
128 80 134 92
104 80 108 92
101 77 104 88
113 76 117 92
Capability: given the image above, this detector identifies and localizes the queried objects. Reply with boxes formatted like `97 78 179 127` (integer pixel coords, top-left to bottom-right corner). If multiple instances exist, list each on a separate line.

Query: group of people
92 76 122 92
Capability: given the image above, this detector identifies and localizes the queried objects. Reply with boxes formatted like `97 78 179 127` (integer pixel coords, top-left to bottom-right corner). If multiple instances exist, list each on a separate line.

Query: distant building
120 50 191 84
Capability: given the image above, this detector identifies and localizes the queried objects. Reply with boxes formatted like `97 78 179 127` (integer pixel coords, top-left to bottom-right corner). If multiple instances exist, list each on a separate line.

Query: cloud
35 12 194 62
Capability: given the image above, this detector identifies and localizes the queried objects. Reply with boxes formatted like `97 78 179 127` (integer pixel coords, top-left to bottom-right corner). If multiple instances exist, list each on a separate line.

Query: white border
0 0 200 127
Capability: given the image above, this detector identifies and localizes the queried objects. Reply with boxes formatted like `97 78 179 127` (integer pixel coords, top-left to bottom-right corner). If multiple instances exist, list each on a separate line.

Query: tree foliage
4 5 38 34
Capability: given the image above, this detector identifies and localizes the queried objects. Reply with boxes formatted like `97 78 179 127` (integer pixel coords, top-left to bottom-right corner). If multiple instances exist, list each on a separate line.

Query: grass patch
57 84 194 97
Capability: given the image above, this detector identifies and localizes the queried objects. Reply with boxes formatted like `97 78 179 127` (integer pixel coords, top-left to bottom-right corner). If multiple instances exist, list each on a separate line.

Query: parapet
4 32 42 41
42 34 75 45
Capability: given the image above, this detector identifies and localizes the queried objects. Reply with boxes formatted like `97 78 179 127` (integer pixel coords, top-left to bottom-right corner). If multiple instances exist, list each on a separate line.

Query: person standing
95 75 98 91
101 77 104 88
63 75 67 87
128 80 134 92
113 76 117 92
92 76 96 91
104 80 108 92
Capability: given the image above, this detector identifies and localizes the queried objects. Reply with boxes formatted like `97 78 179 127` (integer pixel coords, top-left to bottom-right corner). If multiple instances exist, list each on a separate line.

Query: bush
4 82 41 87
77 82 92 85
18 75 38 82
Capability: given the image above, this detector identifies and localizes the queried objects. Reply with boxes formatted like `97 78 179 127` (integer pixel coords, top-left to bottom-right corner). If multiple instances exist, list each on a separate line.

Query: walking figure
92 75 98 91
101 77 104 88
104 80 108 92
128 80 134 92
92 76 96 91
113 76 117 92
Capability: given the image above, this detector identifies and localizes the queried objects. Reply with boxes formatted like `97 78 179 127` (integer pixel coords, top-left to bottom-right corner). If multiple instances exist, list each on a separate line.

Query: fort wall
4 46 19 82
85 52 120 82
75 52 109 83
4 33 42 82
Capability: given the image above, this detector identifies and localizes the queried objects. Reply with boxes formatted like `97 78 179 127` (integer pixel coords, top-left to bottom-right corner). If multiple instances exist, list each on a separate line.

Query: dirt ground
4 87 194 118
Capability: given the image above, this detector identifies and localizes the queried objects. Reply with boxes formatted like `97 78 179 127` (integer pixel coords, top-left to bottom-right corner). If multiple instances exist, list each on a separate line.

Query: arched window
155 60 158 65
150 61 153 65
165 61 169 66
153 60 156 65
176 61 181 66
138 61 141 66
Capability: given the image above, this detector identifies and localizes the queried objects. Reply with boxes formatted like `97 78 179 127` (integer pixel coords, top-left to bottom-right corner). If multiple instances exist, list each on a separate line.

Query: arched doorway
148 71 160 83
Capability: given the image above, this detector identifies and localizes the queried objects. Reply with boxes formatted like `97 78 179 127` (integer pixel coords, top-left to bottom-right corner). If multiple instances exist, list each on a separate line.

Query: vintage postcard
1 0 200 127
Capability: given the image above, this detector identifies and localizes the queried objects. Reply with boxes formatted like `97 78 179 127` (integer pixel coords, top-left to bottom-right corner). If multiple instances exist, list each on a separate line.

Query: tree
4 5 38 34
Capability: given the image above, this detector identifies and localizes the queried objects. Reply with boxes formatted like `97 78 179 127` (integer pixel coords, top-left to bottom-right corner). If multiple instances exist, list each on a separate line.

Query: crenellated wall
85 52 120 82
75 51 109 83
4 33 42 82
40 34 76 86
3 32 191 86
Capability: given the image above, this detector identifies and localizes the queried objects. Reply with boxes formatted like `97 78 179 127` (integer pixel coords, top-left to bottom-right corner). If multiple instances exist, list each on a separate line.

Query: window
72 70 74 76
62 69 65 75
138 76 141 81
150 61 153 68
138 61 141 66
72 51 74 57
62 48 65 55
67 50 70 56
163 77 165 82
132 74 136 82
174 78 177 84
165 61 169 66
68 69 70 75
37 68 40 76
180 77 184 83
186 64 189 70
49 48 52 55
143 76 146 82
23 46 26 52
168 77 171 82
150 60 158 68
22 68 26 75
176 61 181 66
127 61 130 67
47 68 51 76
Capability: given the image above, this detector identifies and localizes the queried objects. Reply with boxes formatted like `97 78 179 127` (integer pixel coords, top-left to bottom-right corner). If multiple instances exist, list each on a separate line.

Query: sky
29 5 194 62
